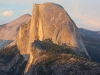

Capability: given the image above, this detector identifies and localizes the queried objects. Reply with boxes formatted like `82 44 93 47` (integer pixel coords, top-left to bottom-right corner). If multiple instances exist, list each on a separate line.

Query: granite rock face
17 2 90 73
0 14 31 49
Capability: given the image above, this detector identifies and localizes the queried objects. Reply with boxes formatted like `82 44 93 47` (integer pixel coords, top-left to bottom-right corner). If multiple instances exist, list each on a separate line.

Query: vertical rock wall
17 2 90 73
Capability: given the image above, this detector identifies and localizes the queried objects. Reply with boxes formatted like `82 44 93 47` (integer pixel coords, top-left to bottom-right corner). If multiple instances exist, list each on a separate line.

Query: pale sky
0 0 100 31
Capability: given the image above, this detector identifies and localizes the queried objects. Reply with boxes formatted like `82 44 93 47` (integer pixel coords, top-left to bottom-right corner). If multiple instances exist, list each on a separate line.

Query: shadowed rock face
0 45 29 75
17 2 90 73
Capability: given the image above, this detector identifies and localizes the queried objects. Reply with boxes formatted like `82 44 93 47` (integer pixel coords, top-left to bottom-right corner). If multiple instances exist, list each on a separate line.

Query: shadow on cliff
0 45 29 75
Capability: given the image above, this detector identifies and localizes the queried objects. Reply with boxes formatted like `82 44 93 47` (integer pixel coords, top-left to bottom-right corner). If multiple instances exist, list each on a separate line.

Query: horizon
0 0 100 31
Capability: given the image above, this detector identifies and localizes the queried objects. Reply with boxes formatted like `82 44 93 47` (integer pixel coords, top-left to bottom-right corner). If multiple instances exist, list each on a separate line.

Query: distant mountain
0 14 31 49
79 28 100 40
0 24 7 30
79 28 100 62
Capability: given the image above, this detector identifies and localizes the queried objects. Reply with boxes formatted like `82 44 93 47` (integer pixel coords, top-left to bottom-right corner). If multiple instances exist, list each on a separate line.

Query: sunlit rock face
17 2 90 73
0 14 31 49
0 14 31 40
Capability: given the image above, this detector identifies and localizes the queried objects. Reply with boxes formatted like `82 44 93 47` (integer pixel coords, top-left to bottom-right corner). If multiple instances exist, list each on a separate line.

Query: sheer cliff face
31 3 89 55
17 2 89 73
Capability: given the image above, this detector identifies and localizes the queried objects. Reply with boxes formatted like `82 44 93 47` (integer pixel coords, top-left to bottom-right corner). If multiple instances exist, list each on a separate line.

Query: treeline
0 45 20 63
33 39 88 58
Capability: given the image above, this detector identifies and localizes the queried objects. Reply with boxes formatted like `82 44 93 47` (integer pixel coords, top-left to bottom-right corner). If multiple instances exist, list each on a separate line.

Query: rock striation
17 2 90 73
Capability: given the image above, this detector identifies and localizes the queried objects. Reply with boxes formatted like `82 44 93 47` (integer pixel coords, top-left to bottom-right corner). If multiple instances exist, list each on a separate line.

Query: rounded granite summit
17 2 90 73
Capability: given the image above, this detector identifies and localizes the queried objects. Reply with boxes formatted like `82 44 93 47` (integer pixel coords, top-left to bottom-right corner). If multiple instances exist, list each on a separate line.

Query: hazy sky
0 0 100 31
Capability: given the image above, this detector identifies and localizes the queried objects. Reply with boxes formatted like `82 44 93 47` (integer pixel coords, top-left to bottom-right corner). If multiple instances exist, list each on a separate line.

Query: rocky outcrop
25 40 100 75
26 52 100 75
0 43 99 75
0 45 29 75
17 21 33 73
17 2 90 73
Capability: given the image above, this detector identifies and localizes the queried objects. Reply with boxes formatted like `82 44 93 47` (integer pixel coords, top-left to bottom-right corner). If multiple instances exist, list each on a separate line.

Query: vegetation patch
0 45 20 63
33 39 89 58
